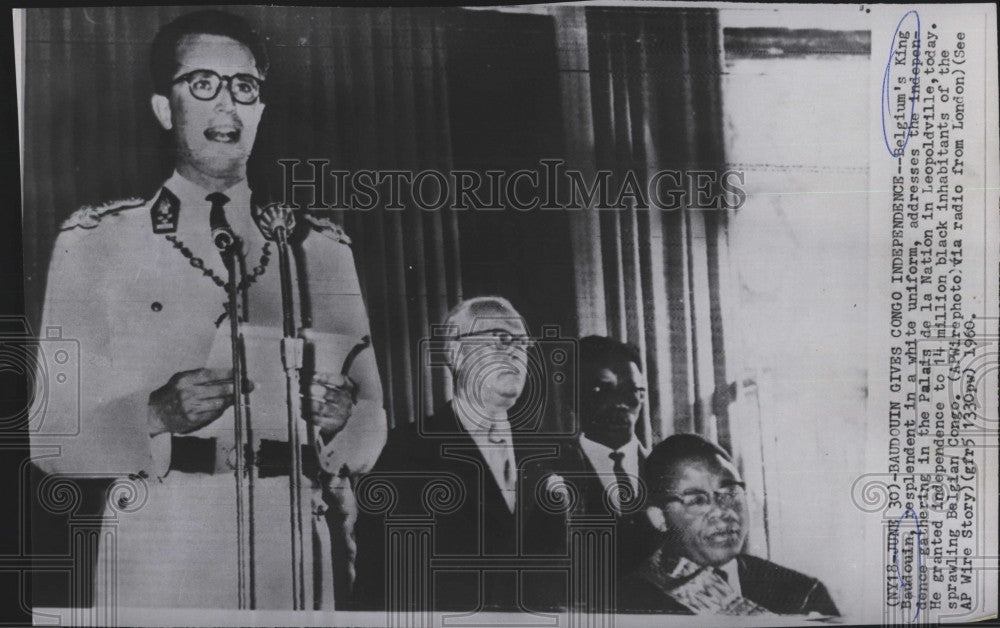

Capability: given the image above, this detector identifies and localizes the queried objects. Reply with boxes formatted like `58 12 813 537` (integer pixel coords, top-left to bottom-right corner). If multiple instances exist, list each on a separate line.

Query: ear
645 505 668 532
150 94 173 131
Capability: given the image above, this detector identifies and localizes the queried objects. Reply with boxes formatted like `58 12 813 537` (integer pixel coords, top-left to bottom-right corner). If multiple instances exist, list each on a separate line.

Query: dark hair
645 433 735 490
150 10 269 96
579 335 642 372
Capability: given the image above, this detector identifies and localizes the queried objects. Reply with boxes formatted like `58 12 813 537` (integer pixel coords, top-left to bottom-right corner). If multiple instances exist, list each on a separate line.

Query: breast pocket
108 281 222 394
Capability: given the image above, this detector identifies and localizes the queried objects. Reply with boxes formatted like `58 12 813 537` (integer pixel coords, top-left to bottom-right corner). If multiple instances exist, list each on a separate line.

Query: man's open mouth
205 125 242 143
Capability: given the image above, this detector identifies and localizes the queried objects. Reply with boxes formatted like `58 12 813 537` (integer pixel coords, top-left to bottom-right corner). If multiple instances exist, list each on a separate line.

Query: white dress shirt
579 434 641 511
454 400 518 514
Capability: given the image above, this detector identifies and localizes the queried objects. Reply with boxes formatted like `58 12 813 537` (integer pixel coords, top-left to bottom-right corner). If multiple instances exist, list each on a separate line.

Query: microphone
252 203 296 242
210 203 237 253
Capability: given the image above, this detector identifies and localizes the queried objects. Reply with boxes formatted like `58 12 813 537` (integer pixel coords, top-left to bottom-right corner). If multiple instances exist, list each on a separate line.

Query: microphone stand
256 204 314 610
215 230 256 610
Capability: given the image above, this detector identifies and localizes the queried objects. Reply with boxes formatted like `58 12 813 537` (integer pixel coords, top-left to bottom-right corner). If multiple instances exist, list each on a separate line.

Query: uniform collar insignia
150 187 180 234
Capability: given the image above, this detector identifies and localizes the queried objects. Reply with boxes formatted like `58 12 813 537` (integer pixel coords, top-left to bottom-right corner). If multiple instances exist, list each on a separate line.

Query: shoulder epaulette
59 198 146 231
301 212 352 245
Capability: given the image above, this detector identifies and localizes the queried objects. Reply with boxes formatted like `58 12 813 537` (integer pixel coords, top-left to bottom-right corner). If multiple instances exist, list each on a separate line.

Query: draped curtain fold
302 8 463 427
580 8 731 447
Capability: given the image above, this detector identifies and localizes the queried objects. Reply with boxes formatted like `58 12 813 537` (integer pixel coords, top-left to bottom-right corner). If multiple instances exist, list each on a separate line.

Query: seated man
620 433 840 616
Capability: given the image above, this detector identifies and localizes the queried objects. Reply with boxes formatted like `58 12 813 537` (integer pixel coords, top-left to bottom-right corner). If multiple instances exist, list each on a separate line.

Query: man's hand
148 368 240 436
303 371 357 441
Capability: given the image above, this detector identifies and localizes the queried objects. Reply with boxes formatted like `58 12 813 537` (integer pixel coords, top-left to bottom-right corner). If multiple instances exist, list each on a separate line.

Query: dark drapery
578 7 732 447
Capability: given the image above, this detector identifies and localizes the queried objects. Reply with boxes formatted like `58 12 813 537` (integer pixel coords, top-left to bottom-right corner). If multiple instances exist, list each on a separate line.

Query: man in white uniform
31 10 386 611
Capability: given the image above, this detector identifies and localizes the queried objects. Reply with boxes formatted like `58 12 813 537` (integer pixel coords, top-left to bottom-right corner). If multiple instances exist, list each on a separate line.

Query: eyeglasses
660 482 746 513
172 69 264 105
454 329 536 350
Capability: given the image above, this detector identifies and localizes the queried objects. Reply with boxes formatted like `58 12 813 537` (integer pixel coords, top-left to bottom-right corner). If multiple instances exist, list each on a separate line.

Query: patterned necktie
488 424 516 511
647 554 773 616
609 451 633 512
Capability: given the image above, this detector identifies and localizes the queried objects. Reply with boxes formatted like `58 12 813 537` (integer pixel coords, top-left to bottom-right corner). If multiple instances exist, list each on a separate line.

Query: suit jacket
522 437 662 610
619 553 840 616
352 401 552 612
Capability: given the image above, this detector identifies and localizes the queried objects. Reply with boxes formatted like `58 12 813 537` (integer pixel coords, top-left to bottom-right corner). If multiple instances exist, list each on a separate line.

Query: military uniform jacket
31 173 387 610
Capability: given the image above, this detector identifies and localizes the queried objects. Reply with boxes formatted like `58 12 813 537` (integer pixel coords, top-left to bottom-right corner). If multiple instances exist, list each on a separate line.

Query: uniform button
151 301 163 312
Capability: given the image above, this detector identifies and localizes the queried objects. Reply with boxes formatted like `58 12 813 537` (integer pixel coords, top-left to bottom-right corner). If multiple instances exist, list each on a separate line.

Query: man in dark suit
525 336 660 610
352 296 544 612
619 433 840 616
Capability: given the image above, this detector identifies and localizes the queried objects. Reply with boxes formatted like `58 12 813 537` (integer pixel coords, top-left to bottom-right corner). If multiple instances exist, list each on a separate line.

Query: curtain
576 7 732 448
576 6 768 557
288 8 463 428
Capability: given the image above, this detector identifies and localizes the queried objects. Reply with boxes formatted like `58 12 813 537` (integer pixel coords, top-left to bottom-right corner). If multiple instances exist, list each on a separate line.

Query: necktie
208 192 239 254
609 451 634 512
207 192 250 319
207 191 230 208
488 425 512 485
488 424 516 512
207 192 232 244
667 563 771 615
